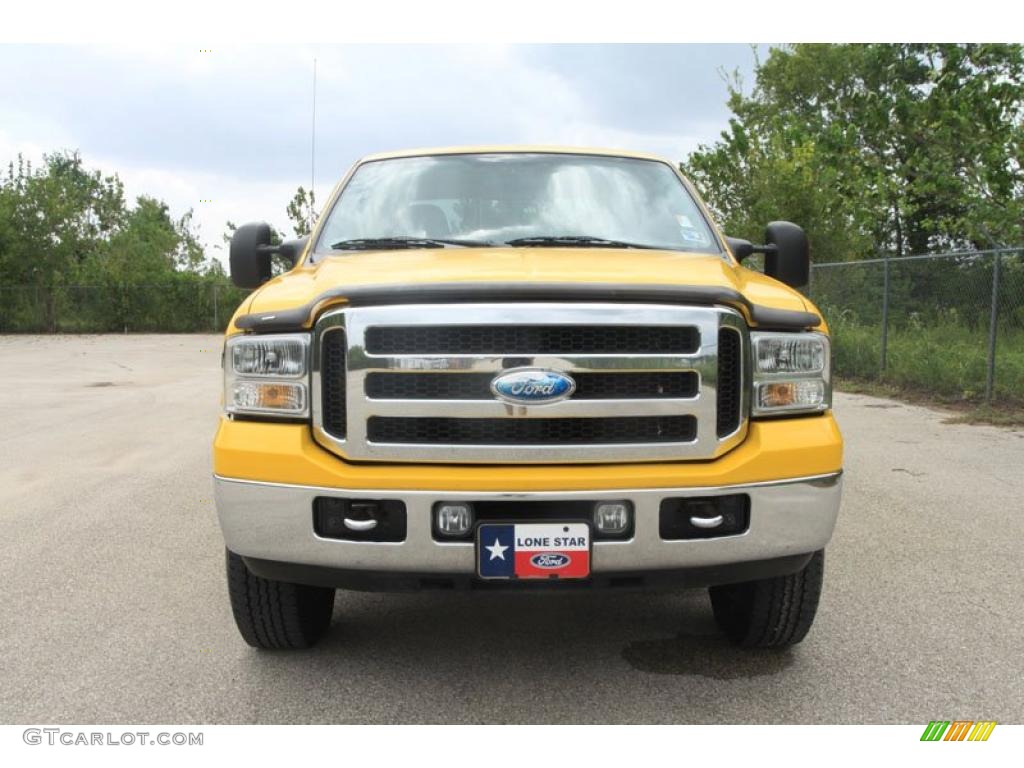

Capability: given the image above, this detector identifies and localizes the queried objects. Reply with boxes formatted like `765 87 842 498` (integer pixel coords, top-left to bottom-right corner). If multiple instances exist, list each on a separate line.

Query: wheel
709 550 824 649
225 549 335 649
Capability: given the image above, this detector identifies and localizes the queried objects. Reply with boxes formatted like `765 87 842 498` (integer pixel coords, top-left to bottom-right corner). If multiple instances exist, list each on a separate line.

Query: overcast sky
0 44 765 260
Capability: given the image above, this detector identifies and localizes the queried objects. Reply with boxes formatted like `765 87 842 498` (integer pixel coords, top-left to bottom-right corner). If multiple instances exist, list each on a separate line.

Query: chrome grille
313 303 749 464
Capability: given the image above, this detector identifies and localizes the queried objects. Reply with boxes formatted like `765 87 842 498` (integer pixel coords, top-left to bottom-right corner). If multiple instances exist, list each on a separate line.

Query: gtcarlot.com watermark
23 728 203 746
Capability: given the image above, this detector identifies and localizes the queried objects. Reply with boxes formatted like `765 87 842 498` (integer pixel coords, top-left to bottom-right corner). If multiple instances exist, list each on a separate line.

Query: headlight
751 331 831 416
224 334 310 417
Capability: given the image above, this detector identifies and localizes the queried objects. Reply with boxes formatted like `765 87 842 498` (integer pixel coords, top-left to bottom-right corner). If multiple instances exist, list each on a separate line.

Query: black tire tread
710 550 824 649
226 550 335 650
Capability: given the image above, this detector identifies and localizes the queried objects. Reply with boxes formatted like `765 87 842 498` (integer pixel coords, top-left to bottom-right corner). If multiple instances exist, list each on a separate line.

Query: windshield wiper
503 235 661 249
329 236 496 250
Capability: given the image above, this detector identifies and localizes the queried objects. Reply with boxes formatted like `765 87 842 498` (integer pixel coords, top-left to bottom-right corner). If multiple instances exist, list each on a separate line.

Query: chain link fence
808 248 1024 405
0 282 250 334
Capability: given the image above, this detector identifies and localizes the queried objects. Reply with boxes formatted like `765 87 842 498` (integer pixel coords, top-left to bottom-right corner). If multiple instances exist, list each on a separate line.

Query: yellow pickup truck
214 146 842 650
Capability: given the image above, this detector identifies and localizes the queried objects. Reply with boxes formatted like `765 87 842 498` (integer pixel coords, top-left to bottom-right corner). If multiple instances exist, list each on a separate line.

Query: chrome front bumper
213 472 842 575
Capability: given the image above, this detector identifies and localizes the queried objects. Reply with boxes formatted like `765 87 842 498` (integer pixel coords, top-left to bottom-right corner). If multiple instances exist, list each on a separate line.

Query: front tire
226 549 335 649
709 550 824 649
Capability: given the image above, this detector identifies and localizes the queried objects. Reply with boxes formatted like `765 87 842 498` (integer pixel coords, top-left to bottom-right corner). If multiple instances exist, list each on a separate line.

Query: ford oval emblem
490 369 576 405
531 553 571 569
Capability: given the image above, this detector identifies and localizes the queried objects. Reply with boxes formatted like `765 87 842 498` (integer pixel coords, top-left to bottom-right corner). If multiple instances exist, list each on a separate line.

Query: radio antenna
310 56 317 230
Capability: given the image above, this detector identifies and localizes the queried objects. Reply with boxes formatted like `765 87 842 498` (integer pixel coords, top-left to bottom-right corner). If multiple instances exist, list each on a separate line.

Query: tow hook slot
659 495 749 540
313 497 406 542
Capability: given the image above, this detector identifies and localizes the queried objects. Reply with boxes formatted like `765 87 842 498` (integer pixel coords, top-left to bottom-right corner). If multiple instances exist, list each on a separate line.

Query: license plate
476 522 591 580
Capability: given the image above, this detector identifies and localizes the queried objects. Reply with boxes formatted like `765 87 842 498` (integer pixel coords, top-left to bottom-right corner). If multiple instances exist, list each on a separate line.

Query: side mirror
725 236 755 263
763 221 809 288
230 222 274 289
230 224 308 289
726 223 810 288
276 237 309 268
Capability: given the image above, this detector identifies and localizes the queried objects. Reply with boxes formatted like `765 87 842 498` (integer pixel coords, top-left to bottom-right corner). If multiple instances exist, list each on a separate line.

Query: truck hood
235 247 817 332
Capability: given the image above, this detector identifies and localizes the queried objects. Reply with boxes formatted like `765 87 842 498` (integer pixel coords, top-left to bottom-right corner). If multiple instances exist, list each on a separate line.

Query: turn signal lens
230 381 306 414
757 380 825 410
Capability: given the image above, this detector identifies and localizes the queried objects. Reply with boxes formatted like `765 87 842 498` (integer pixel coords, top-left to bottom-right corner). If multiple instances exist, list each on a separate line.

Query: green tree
684 44 1024 261
0 150 242 332
88 196 180 329
0 152 126 329
286 186 317 237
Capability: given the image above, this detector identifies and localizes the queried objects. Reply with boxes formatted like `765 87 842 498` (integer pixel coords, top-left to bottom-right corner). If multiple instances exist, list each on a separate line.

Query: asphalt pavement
1 334 1021 723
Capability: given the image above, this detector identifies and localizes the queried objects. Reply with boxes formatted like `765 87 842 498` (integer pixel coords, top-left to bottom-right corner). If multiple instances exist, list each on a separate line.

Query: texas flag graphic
477 522 591 580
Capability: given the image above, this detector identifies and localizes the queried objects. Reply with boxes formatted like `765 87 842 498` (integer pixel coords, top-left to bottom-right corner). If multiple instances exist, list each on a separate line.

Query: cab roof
358 145 674 164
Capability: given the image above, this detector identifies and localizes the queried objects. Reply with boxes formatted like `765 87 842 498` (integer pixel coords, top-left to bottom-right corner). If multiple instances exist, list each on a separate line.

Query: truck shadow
307 588 792 681
620 634 794 679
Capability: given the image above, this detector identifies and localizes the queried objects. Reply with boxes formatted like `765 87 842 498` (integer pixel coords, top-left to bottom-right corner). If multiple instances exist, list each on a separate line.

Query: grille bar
365 324 699 355
368 416 697 445
365 371 699 400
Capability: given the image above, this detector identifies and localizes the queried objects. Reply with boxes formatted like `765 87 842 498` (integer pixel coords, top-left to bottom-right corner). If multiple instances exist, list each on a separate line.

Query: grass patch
827 312 1024 406
944 405 1024 428
823 311 1024 427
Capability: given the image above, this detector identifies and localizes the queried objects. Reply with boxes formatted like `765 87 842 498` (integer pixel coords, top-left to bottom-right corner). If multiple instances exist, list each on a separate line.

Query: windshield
314 153 721 254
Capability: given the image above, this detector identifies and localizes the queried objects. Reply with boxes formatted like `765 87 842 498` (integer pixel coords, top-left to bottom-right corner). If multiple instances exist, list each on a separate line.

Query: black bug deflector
234 282 821 334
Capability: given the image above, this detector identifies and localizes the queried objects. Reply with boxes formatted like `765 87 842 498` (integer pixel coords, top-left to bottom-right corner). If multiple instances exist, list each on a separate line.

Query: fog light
435 502 474 537
593 501 632 535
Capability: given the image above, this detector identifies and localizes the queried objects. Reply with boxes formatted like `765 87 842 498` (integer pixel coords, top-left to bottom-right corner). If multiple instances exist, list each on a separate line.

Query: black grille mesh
365 371 698 400
717 328 741 437
367 416 696 445
321 329 347 438
364 325 699 355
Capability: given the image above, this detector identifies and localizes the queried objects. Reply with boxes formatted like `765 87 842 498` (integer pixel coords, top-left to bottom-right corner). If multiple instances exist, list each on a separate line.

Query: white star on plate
486 537 509 561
